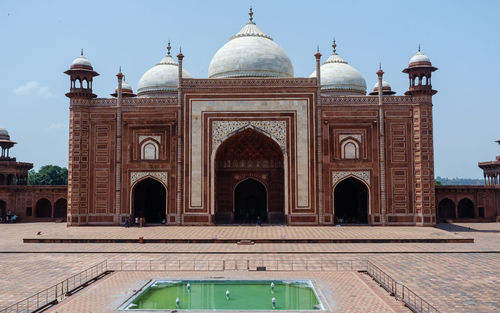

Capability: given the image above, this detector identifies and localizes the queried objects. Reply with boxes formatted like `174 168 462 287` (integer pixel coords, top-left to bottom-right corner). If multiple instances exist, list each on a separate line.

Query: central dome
208 9 293 78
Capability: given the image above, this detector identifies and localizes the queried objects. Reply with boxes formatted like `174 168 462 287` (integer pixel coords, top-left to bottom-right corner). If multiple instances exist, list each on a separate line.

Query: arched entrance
234 178 267 223
54 198 67 219
0 200 6 217
132 177 166 224
214 128 284 224
35 198 52 218
437 198 456 221
334 177 369 224
458 198 474 218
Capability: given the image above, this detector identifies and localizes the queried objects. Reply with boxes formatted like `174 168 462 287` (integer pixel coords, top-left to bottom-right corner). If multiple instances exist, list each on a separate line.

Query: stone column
377 66 387 225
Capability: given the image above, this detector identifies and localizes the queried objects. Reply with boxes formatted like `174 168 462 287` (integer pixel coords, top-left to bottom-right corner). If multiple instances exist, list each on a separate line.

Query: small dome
137 46 193 97
408 47 432 67
0 125 10 140
310 41 366 95
369 79 396 95
373 80 391 89
70 50 94 70
208 9 293 78
122 80 133 93
71 55 92 67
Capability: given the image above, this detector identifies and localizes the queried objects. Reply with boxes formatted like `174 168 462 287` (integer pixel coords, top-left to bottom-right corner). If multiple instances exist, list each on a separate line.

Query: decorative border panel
130 171 168 187
332 171 370 187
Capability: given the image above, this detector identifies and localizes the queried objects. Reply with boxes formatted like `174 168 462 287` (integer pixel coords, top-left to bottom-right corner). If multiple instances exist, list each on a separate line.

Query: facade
436 140 500 222
0 126 67 221
65 10 438 226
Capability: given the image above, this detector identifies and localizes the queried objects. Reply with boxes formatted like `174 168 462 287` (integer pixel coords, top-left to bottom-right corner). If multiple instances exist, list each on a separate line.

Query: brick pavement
0 223 499 312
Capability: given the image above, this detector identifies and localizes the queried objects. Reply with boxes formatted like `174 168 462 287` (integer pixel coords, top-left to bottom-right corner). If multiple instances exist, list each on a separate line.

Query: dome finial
379 62 382 70
249 6 254 23
167 41 171 56
81 48 83 56
119 65 122 73
332 38 337 54
418 44 421 52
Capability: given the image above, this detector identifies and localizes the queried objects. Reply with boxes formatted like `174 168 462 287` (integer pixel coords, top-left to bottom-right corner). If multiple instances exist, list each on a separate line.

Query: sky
0 0 499 178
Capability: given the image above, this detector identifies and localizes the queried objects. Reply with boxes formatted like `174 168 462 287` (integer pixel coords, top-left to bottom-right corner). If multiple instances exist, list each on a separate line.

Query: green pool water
126 280 323 310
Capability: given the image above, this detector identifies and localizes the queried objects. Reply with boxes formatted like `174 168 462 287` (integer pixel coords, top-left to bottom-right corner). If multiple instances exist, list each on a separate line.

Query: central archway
132 177 166 224
334 177 369 224
234 178 267 223
214 128 284 224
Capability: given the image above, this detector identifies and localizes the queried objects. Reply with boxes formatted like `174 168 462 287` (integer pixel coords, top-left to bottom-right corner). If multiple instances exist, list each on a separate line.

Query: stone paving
0 223 499 312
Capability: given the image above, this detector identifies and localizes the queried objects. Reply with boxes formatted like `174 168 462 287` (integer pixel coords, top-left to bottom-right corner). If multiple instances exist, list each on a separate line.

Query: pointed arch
214 128 284 224
333 176 369 224
131 176 167 224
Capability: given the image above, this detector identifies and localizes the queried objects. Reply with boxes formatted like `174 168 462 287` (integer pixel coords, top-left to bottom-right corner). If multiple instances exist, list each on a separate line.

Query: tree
28 165 68 185
434 179 442 186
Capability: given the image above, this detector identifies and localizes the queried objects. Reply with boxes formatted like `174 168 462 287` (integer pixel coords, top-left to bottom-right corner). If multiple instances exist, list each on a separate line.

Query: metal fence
0 260 109 313
365 260 440 313
106 258 366 272
1 258 440 313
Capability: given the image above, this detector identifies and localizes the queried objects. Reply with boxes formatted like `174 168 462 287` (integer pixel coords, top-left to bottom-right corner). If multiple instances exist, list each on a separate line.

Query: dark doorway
0 200 6 217
133 178 166 224
458 198 474 218
54 198 67 219
334 177 368 224
35 198 52 218
234 178 267 223
437 198 456 221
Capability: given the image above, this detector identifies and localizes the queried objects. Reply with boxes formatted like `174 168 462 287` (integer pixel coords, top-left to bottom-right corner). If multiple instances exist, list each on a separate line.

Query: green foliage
434 179 442 186
28 165 68 185
435 176 483 186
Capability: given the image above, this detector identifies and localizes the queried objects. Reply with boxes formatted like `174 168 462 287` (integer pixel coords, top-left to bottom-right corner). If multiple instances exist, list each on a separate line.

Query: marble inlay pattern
332 171 370 187
339 134 361 142
130 171 168 187
138 135 161 143
212 121 286 152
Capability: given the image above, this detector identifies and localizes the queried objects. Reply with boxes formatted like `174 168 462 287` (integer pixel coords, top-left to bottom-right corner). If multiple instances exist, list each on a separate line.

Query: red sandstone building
63 10 438 226
436 140 500 222
0 126 67 221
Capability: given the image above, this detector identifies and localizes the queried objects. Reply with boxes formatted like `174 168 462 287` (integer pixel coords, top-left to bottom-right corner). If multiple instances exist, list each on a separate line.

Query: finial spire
332 38 337 54
81 48 83 56
119 65 122 73
418 44 421 52
167 41 171 56
317 45 319 52
179 46 182 54
379 62 381 70
249 6 254 23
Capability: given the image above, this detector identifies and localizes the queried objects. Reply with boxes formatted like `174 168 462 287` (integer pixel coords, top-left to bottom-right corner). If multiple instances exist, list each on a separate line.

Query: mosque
62 9 440 226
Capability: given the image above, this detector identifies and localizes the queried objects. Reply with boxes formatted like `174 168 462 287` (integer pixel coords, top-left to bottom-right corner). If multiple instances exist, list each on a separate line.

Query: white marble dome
208 14 293 78
137 51 193 96
409 51 431 64
122 80 133 92
71 55 92 67
373 80 391 89
0 125 9 140
310 44 366 95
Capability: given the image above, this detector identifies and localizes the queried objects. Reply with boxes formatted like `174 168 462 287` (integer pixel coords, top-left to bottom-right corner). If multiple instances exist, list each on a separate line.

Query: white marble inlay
339 134 361 142
332 171 370 187
139 135 161 143
130 171 168 187
212 120 287 152
189 99 310 208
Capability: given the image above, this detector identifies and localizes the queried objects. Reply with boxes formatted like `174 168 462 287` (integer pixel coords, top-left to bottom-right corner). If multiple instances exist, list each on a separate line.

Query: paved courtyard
0 223 499 312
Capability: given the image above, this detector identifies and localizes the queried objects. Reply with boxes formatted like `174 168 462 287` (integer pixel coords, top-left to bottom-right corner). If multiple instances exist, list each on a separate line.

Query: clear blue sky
1 0 499 178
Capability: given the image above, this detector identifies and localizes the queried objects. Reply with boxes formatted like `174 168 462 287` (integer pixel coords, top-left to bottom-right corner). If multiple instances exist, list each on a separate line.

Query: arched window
140 139 159 160
341 139 360 159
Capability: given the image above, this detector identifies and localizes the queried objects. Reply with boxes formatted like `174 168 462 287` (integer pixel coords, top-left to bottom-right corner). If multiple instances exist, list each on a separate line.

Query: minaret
404 46 437 225
377 65 387 225
176 45 184 225
402 45 438 96
315 46 324 224
115 68 123 223
64 49 99 99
